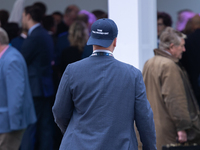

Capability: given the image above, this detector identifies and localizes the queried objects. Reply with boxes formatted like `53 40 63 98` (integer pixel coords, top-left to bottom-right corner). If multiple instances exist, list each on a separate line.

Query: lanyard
91 52 113 57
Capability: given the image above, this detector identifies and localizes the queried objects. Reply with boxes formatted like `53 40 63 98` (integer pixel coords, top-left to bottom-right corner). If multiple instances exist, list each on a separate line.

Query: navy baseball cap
87 18 118 48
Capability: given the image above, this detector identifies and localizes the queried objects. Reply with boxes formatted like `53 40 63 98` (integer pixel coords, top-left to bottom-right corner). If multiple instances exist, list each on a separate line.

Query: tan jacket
141 49 200 150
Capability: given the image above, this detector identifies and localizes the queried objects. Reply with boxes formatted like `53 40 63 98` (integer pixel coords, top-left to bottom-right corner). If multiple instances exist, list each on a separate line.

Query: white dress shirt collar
93 50 113 54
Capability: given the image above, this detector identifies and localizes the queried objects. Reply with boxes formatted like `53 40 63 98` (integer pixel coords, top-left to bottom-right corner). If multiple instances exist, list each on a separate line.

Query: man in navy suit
20 5 54 150
0 27 36 150
53 18 157 150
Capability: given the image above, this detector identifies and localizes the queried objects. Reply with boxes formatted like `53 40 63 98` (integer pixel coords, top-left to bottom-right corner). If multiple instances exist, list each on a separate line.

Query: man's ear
169 43 174 50
27 14 31 21
113 37 117 47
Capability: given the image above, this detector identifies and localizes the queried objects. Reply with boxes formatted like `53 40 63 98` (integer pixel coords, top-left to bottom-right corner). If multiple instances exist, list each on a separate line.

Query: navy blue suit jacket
10 35 25 52
53 54 156 150
0 46 36 133
21 25 54 97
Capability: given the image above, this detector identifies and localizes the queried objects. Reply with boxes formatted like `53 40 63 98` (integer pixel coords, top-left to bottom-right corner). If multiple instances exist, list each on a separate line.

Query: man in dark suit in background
53 18 156 150
20 5 54 150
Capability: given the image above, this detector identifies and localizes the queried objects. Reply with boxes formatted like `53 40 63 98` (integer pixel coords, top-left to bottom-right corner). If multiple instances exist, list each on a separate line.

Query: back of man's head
3 22 19 42
0 10 9 28
24 5 43 23
92 10 108 20
42 15 55 31
191 14 200 30
157 12 172 27
0 27 9 45
33 2 47 17
87 18 118 49
159 27 186 51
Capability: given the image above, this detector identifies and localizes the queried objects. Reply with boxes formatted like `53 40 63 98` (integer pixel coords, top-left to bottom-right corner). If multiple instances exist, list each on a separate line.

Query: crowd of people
1 1 200 150
0 2 107 150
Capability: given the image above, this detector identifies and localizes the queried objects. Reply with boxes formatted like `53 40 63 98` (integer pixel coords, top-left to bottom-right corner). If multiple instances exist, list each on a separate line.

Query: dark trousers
20 97 54 150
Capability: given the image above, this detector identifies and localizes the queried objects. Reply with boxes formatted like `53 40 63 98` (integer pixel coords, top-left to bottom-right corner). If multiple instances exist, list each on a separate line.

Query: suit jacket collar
154 49 179 63
28 23 41 36
0 46 13 66
0 46 12 60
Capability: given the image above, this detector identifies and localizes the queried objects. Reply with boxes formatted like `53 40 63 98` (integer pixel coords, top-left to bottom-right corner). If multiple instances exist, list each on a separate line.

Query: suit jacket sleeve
6 59 25 130
134 70 157 150
21 36 38 65
52 64 74 133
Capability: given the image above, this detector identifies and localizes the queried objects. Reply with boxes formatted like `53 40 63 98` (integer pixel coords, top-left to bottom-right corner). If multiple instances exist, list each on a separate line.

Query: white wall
109 0 156 70
109 0 140 68
138 0 157 70
0 0 108 15
157 0 200 29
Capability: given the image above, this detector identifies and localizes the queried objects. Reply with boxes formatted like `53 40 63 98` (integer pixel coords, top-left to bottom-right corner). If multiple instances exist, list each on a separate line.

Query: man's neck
93 46 114 53
28 22 39 30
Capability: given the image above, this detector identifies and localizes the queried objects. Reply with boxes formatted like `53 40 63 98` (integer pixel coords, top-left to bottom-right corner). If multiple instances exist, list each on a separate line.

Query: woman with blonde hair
60 20 88 74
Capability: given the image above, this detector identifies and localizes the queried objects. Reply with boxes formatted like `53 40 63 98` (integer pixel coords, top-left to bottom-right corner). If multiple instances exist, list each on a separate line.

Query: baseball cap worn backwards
87 18 118 48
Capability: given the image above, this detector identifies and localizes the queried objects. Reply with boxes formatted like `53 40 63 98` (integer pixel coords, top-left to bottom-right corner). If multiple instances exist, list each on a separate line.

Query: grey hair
0 27 9 45
159 27 186 51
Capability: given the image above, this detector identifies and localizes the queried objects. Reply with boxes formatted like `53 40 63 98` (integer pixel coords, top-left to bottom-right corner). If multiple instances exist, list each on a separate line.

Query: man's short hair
0 27 9 45
92 10 108 20
52 11 63 18
159 27 186 50
24 5 43 23
157 12 172 27
3 22 19 42
0 10 9 28
33 2 47 16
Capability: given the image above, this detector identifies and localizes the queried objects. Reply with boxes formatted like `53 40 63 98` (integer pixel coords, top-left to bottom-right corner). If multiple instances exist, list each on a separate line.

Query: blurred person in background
0 10 9 28
76 13 93 58
3 22 20 42
10 27 28 52
79 10 96 33
182 18 193 35
92 10 108 20
20 5 54 150
77 13 88 26
52 11 63 26
0 27 36 150
60 20 88 74
176 9 195 32
56 5 79 36
143 27 200 150
42 15 57 43
157 12 172 46
182 14 200 35
55 5 80 63
33 2 47 17
180 14 200 109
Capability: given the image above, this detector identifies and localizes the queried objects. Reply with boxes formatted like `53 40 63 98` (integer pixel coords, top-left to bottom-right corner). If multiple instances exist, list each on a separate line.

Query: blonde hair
68 21 88 51
0 27 9 45
159 27 186 50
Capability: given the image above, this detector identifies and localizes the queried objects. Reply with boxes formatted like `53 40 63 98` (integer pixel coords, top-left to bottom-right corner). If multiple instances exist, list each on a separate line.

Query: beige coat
141 49 200 150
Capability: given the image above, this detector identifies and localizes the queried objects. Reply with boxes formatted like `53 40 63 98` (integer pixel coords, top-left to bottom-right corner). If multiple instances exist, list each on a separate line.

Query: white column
108 0 157 71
